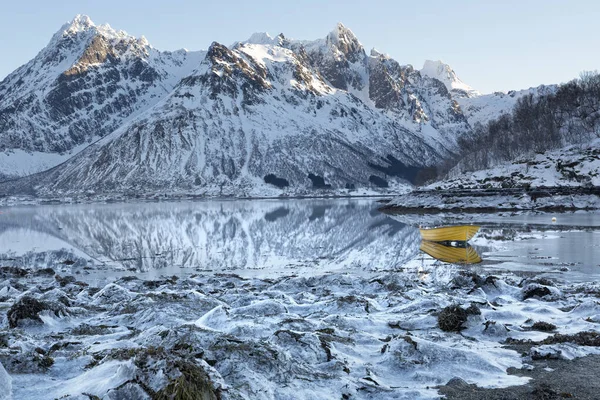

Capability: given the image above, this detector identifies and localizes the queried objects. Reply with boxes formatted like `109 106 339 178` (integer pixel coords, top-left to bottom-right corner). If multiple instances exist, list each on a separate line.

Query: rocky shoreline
2 259 600 399
380 187 600 214
439 353 600 399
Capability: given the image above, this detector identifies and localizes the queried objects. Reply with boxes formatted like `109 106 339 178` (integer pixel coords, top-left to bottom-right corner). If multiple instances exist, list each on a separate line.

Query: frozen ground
2 262 600 399
0 200 599 399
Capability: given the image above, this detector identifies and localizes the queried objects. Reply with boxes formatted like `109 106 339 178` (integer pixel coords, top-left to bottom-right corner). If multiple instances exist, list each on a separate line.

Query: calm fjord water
1 199 599 282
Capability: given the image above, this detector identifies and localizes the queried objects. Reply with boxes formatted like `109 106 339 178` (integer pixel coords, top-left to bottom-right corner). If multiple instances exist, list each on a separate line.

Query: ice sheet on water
0 361 11 400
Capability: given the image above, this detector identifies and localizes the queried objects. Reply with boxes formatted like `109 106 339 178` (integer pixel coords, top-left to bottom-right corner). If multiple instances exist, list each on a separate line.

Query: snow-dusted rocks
3 260 600 399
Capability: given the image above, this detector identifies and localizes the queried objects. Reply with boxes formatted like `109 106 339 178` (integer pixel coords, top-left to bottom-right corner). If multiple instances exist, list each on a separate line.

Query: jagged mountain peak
370 48 391 59
0 15 209 179
327 22 357 44
421 59 479 97
0 16 515 193
326 22 365 63
53 14 124 42
237 32 288 49
245 32 276 45
65 14 95 31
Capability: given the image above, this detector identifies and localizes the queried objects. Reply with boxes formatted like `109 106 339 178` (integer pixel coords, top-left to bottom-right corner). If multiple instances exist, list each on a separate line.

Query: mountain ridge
0 15 545 198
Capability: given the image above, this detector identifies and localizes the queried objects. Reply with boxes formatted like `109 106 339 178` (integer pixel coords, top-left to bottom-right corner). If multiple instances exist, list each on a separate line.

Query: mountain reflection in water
0 199 422 276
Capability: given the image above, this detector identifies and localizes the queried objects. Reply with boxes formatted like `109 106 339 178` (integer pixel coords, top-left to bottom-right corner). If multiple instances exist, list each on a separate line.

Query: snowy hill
433 140 600 190
457 84 556 128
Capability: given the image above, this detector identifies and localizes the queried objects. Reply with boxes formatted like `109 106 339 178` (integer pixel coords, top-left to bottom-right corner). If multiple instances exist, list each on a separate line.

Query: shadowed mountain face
0 15 517 195
0 200 420 275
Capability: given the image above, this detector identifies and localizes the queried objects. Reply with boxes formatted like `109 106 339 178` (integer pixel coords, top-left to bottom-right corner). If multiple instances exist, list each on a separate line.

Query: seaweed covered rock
541 331 600 346
0 350 54 373
438 305 468 332
0 267 28 278
154 361 220 400
7 296 49 328
522 284 553 300
531 321 557 332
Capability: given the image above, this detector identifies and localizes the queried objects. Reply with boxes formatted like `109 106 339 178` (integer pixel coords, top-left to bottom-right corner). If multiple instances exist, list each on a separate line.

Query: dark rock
541 331 600 346
445 377 472 389
264 174 289 188
35 268 56 276
438 305 468 332
523 285 552 300
308 173 331 189
55 275 77 287
531 321 557 332
368 155 422 184
531 383 559 399
465 303 482 315
0 267 29 278
369 175 388 188
7 296 49 328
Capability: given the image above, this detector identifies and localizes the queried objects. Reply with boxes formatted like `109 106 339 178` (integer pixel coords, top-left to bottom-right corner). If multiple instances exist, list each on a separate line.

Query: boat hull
419 225 480 242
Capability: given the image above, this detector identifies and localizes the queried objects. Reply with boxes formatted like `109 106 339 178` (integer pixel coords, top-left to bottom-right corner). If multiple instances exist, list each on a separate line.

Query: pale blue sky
1 0 599 93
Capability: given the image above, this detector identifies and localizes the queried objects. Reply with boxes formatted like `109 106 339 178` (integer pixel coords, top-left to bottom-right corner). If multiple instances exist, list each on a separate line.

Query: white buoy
552 217 557 223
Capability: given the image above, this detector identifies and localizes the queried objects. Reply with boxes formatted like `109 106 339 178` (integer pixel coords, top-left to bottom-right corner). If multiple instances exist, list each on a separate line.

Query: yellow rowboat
419 225 480 242
420 241 482 264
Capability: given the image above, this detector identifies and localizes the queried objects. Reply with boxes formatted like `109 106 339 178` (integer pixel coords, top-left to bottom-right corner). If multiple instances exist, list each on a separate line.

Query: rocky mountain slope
0 15 204 179
0 16 538 197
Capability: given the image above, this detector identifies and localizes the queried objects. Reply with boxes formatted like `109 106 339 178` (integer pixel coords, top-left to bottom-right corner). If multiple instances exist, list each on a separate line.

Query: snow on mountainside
0 16 543 197
421 60 480 98
457 84 556 128
2 40 440 197
419 60 557 130
0 15 204 179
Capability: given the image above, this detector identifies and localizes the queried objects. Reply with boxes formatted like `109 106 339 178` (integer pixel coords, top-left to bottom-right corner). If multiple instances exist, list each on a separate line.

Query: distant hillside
446 72 600 176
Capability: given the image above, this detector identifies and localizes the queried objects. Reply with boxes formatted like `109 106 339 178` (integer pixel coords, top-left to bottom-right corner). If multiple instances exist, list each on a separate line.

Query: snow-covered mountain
0 16 534 197
0 15 204 179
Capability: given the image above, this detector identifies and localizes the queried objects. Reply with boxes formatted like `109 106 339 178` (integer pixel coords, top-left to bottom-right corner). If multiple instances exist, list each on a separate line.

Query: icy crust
384 190 600 212
0 360 10 400
1 265 600 399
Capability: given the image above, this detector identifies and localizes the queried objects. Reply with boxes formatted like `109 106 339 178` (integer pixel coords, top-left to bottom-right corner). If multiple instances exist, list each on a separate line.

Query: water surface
1 199 599 283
